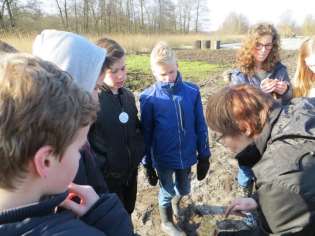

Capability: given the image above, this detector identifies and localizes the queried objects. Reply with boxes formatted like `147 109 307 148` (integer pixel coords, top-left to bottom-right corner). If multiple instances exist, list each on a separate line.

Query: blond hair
293 36 315 97
150 41 177 68
236 23 280 76
0 53 98 189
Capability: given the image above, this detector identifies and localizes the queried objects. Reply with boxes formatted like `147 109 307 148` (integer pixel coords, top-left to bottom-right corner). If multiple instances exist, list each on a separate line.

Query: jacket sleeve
256 181 315 235
139 93 154 167
230 70 247 86
273 66 292 103
81 193 134 236
73 144 108 194
194 90 211 160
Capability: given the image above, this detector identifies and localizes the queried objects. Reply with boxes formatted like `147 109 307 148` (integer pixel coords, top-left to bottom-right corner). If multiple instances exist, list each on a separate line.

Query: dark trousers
105 169 138 214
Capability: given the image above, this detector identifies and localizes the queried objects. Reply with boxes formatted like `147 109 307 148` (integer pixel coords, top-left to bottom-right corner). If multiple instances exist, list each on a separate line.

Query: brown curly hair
236 23 280 76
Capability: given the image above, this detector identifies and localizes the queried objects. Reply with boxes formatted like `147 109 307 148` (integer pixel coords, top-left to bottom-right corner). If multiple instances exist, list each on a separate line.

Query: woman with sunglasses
229 23 292 195
293 36 315 97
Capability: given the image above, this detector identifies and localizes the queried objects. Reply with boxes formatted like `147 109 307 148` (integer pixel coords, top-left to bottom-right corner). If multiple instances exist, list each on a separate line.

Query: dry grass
90 33 213 52
0 32 244 53
0 32 35 53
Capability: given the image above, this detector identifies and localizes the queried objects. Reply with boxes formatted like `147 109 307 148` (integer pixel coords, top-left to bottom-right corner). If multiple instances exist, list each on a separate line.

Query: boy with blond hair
140 42 211 236
0 53 133 235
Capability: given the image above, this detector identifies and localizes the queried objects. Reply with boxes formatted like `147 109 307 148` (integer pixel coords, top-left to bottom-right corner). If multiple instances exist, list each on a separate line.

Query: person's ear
239 121 252 137
32 146 55 178
244 123 252 137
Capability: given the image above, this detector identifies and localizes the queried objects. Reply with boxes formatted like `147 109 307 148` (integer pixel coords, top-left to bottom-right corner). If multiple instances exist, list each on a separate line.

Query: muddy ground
131 49 298 236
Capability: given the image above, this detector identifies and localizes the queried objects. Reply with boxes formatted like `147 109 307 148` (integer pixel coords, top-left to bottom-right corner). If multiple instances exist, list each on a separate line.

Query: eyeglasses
255 42 273 50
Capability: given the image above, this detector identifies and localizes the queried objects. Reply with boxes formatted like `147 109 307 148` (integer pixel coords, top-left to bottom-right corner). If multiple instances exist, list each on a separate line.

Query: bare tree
0 0 211 34
139 0 144 30
195 0 200 32
5 0 14 27
0 0 15 28
193 0 209 32
277 10 297 37
302 14 315 36
219 12 249 34
55 0 68 28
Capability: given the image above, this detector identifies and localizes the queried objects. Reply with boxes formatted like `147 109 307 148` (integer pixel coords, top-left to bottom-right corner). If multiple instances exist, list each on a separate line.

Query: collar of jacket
0 191 67 224
100 83 124 95
241 61 284 82
156 72 183 94
235 102 283 167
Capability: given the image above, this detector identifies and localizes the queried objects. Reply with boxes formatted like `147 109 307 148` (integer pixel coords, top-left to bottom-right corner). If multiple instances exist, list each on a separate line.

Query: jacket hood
237 98 315 168
270 97 315 141
156 72 183 93
32 29 106 93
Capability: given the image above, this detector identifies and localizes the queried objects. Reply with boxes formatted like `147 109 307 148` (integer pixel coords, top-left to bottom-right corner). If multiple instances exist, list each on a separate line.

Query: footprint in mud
141 207 154 224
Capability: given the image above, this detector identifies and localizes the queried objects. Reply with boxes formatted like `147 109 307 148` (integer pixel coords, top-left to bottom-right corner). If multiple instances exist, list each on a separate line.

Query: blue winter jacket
140 73 210 170
230 62 292 104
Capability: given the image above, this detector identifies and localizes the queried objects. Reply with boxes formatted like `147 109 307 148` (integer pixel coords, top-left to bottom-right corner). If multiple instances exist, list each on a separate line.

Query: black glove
144 165 158 186
197 158 210 181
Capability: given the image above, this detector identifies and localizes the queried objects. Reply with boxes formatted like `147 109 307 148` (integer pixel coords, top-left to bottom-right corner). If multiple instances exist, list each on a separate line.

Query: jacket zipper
177 99 185 134
172 95 184 169
119 93 132 184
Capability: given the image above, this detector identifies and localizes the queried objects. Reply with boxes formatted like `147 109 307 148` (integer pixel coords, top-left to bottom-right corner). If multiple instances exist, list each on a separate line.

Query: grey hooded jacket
33 29 106 93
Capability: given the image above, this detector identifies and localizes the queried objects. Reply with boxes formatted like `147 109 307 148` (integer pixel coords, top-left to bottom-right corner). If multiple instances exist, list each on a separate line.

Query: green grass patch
126 55 225 90
178 60 222 83
126 55 152 75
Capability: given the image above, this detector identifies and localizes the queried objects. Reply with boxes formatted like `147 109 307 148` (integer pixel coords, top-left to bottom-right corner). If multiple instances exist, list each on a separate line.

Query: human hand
60 183 100 217
224 197 258 218
260 78 277 94
274 80 289 95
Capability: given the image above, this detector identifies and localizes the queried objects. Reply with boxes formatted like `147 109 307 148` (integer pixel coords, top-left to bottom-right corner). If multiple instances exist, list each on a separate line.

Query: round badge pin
119 112 129 124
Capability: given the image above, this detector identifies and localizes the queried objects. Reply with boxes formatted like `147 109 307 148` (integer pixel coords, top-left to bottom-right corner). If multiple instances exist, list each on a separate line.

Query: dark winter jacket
74 142 108 194
140 73 210 170
88 85 145 184
230 62 292 104
239 98 315 235
0 192 134 236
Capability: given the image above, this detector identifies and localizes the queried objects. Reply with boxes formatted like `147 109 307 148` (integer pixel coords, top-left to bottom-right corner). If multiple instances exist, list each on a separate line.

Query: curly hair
293 36 315 97
236 23 281 76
